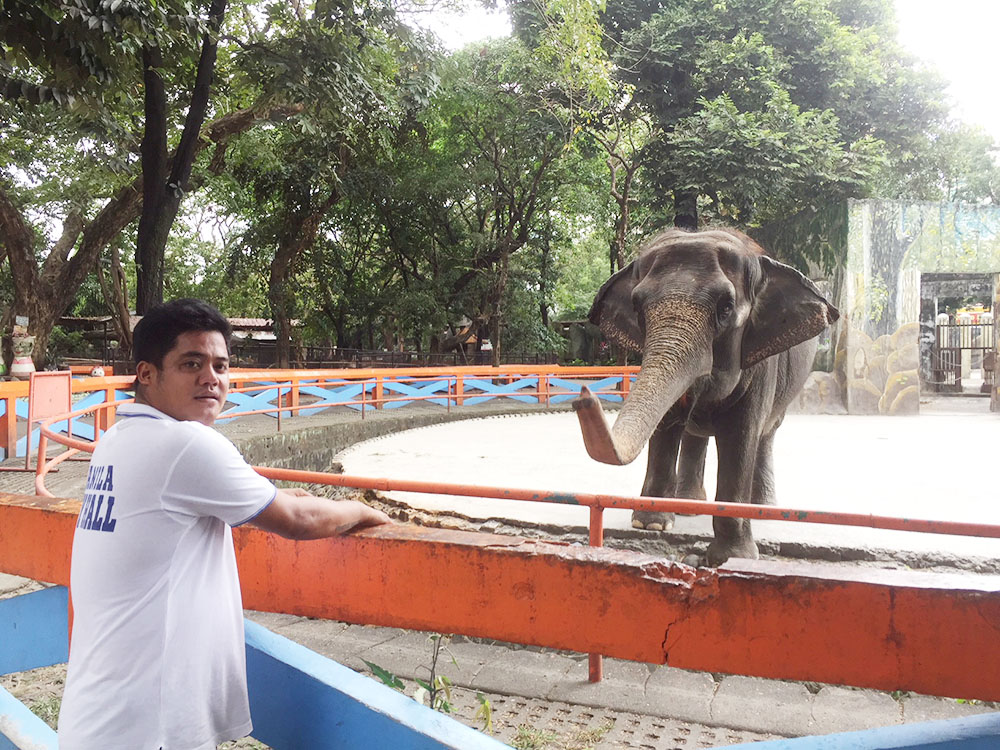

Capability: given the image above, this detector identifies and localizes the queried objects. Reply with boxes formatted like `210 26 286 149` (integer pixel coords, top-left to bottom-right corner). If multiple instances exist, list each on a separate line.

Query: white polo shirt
58 403 277 750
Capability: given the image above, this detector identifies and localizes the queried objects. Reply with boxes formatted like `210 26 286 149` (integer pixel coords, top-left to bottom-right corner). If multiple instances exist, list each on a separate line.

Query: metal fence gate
930 322 996 393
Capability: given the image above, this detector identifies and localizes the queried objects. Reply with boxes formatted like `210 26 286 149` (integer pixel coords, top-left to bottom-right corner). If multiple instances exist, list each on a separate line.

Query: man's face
135 330 230 425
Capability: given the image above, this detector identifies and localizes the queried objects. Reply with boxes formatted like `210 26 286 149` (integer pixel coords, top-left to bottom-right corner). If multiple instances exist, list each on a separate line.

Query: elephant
573 228 839 565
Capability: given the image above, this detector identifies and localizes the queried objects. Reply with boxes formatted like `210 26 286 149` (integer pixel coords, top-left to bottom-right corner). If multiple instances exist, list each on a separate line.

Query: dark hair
132 299 232 368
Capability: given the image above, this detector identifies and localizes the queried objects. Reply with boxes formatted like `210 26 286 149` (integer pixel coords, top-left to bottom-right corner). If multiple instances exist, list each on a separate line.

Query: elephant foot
632 510 675 531
705 537 759 567
751 495 777 506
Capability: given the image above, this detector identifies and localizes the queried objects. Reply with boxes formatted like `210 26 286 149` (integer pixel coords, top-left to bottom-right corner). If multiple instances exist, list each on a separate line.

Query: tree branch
169 0 228 192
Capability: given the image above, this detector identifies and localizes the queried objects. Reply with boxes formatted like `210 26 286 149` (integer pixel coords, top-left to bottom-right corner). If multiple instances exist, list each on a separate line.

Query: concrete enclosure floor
337 398 1000 565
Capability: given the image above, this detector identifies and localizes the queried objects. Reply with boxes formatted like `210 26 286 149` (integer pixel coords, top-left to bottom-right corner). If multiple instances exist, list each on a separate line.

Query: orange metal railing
0 365 640 460
30 373 1000 543
31 368 1000 538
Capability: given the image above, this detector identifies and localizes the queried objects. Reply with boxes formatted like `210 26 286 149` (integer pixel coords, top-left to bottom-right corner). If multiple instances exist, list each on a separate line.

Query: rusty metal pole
35 431 48 479
589 504 605 683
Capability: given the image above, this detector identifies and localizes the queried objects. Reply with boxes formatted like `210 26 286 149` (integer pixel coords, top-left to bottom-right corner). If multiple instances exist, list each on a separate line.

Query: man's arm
249 488 392 540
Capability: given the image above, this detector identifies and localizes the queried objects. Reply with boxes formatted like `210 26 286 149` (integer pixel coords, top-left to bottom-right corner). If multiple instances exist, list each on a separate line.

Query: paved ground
3 395 999 747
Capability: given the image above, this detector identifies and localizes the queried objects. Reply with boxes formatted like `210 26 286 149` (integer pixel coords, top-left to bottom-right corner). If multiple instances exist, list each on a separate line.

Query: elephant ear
588 261 644 352
741 256 839 369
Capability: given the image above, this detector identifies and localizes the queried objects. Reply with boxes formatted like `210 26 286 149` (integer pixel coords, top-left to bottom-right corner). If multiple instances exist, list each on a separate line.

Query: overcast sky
894 0 1000 141
420 1 1000 143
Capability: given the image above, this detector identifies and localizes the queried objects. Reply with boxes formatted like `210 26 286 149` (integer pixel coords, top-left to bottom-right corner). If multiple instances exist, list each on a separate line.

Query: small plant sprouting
364 633 494 734
414 634 456 713
362 659 405 691
475 692 494 734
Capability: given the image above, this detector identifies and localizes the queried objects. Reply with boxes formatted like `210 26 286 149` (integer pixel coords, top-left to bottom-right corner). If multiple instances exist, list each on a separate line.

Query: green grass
28 696 62 729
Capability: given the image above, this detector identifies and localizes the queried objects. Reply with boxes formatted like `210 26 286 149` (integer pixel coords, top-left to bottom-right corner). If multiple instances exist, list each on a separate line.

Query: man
58 299 391 750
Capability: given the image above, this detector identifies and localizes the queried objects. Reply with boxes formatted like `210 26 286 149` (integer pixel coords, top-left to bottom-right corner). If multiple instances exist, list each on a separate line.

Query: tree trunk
490 249 511 367
95 243 133 360
268 189 339 368
539 216 552 328
268 267 294 370
0 189 84 368
135 44 169 313
135 0 227 313
608 159 636 274
673 189 698 230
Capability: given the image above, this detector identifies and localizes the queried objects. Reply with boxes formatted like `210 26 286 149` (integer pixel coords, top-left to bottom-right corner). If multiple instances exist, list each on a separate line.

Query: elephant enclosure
337 407 1000 569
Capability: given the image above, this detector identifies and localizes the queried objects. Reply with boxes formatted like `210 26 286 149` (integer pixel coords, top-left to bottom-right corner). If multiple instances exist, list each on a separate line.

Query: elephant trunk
574 298 713 465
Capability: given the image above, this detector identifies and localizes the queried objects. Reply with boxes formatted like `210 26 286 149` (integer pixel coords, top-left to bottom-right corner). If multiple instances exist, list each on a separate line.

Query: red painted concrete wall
2 492 998 701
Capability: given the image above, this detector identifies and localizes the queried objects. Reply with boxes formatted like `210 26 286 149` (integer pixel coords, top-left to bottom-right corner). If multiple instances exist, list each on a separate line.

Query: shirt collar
116 402 178 422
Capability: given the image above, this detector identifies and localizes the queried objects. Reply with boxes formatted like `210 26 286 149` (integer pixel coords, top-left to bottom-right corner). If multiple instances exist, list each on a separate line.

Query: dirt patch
1 664 65 725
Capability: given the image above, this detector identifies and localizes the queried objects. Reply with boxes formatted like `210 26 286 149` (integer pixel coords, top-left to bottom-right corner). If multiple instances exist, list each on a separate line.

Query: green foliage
918 124 1000 204
364 634 494 734
602 0 955 225
552 229 610 320
513 725 559 749
3 0 997 366
534 0 613 106
0 0 210 154
362 659 406 690
475 692 494 734
46 326 96 363
28 695 62 729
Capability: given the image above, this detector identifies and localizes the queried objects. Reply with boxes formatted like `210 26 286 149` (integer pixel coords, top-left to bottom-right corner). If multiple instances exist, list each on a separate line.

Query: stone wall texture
758 199 1000 414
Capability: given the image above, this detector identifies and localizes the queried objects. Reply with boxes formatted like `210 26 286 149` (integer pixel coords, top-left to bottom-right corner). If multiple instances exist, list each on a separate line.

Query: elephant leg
634 421 683 531
675 432 709 501
751 429 776 506
706 412 761 566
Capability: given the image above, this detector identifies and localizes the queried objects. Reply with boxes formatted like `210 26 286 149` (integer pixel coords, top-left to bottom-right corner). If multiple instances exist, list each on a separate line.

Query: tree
584 90 654 273
909 124 999 205
416 39 585 362
601 0 950 227
0 93 296 366
1 0 232 314
215 1 433 367
135 0 228 313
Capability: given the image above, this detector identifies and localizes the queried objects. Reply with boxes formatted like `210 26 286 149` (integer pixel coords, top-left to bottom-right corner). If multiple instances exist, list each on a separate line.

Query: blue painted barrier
1 584 999 749
0 685 58 750
0 587 66 749
0 586 68 676
0 587 508 749
244 619 509 749
723 712 1000 750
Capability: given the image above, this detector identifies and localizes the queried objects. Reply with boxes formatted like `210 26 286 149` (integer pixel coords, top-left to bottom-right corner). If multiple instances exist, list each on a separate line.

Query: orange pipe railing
32 397 1000 542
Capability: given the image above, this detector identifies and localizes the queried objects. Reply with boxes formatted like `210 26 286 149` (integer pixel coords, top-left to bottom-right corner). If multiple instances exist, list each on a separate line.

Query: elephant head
574 228 839 465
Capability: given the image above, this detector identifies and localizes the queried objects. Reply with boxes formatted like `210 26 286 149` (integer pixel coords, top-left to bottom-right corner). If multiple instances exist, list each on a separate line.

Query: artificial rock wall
757 199 1000 415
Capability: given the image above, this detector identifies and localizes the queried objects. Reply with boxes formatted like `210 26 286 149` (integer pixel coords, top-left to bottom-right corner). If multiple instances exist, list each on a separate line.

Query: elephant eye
717 298 735 322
